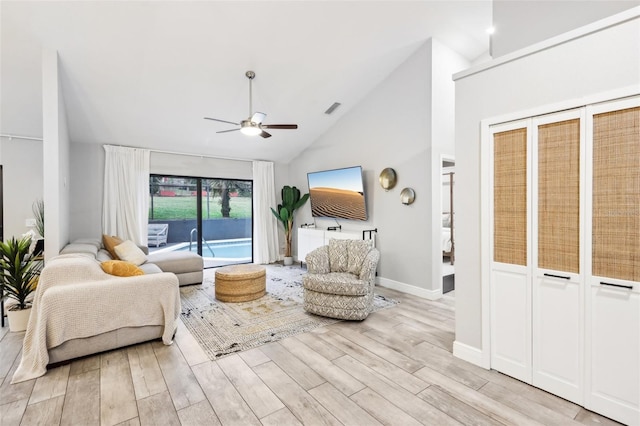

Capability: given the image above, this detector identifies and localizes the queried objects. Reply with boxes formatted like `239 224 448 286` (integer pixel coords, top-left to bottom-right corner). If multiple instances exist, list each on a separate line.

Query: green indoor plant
271 185 309 265
0 236 42 331
32 199 45 239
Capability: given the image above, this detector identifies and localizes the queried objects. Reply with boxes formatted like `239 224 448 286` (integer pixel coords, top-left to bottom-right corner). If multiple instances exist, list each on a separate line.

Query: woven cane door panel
592 107 640 282
538 119 581 273
494 128 528 266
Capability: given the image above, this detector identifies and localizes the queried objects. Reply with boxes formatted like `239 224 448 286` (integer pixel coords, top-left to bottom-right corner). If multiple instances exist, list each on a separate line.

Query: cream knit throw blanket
12 255 180 383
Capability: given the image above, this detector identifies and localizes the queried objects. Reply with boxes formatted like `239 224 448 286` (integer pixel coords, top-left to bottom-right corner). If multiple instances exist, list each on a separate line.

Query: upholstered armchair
303 238 380 320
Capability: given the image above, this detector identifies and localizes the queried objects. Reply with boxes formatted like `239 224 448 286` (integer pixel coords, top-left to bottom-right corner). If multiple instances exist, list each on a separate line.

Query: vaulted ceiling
1 1 491 163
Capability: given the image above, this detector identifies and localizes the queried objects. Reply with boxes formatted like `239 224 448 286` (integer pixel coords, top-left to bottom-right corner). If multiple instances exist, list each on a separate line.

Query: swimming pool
178 239 252 259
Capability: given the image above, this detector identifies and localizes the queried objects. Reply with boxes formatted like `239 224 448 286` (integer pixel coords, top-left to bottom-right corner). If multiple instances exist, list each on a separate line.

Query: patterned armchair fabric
303 240 380 320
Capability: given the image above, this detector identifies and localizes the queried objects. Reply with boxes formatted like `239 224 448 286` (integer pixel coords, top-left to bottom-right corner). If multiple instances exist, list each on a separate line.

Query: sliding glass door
149 174 253 268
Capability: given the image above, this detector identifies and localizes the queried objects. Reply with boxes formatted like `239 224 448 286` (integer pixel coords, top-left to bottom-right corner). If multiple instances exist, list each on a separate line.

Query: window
149 175 253 268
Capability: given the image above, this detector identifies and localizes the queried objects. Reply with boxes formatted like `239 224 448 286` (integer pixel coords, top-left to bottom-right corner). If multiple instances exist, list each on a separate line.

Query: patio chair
148 223 169 247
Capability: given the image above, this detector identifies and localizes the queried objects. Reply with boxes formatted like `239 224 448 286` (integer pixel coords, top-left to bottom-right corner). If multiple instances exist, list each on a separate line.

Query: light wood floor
0 287 621 426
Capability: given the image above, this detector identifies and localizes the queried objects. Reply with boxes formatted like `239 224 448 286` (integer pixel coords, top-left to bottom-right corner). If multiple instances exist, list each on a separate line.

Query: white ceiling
1 1 491 163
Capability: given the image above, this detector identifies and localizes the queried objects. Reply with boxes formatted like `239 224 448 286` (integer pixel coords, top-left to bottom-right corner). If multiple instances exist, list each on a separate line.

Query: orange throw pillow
102 234 123 259
100 260 144 277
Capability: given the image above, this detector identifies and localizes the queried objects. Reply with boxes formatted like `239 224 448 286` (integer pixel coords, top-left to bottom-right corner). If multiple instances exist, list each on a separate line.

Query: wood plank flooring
0 287 621 426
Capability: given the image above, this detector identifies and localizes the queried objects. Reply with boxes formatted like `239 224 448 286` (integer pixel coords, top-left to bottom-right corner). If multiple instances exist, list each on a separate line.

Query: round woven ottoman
215 264 266 302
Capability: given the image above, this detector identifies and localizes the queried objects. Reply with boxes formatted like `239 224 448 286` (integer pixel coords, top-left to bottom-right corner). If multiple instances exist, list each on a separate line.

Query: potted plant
271 185 309 265
0 236 42 332
32 198 44 239
32 199 45 256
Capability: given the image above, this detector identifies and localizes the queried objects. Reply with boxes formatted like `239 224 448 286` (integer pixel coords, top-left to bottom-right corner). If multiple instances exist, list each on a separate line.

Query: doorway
442 159 455 293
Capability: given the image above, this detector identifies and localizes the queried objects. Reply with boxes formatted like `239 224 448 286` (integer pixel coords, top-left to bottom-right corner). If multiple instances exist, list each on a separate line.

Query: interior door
532 111 584 404
490 120 532 383
585 100 640 426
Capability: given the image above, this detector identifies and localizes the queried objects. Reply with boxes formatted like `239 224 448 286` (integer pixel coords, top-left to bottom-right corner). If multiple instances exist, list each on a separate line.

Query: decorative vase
7 306 32 332
283 256 294 266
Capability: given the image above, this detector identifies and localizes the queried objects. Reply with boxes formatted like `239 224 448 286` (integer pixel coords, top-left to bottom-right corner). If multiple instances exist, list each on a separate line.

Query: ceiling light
240 120 262 136
240 126 262 136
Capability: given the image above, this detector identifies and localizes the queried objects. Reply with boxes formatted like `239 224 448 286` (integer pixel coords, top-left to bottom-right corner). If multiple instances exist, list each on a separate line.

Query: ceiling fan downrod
246 70 255 119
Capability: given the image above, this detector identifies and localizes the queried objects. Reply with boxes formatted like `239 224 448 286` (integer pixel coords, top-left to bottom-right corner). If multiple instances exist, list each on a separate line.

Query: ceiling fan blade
260 131 272 138
204 117 240 126
216 128 241 134
251 112 266 124
262 124 298 129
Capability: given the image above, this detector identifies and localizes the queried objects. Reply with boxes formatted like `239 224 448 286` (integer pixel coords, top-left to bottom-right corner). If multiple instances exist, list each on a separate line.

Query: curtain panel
102 145 150 245
252 161 280 264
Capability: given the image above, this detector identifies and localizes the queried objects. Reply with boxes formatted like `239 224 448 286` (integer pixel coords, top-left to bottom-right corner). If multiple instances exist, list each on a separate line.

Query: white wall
491 0 640 57
149 152 252 179
0 139 43 239
42 49 70 260
289 39 467 298
454 14 640 355
69 142 104 240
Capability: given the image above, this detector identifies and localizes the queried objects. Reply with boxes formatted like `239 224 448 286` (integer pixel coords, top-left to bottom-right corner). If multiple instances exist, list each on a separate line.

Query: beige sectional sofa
61 238 203 285
11 254 182 383
11 238 204 382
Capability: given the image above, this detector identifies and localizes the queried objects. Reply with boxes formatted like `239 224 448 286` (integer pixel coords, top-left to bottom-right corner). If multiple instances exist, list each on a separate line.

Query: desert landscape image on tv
308 167 367 221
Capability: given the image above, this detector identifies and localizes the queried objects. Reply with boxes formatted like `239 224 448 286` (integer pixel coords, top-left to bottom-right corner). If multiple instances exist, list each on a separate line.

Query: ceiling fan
204 71 298 139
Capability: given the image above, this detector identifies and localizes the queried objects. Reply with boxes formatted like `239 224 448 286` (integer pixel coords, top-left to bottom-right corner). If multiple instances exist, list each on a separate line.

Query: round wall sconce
400 188 415 205
379 168 397 191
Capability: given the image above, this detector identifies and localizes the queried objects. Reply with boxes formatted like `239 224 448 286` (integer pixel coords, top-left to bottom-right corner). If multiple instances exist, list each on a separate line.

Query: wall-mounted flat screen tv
307 166 368 221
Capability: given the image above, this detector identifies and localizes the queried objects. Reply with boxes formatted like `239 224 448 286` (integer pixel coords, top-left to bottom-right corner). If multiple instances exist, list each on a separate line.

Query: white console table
297 228 372 263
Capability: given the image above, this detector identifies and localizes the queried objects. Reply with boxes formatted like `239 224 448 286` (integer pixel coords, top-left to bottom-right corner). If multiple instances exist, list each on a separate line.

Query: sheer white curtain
102 145 150 245
252 161 280 264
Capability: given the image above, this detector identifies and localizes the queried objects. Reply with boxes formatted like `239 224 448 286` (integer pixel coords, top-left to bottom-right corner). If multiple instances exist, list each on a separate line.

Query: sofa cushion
96 249 113 262
114 240 147 266
303 272 369 296
139 263 163 274
71 238 103 250
59 243 99 257
328 239 349 273
347 239 374 275
102 235 123 259
72 238 103 250
147 251 203 275
100 260 144 277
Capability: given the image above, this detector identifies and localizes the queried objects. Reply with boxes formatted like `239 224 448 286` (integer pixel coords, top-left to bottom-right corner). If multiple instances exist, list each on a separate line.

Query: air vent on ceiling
324 102 341 115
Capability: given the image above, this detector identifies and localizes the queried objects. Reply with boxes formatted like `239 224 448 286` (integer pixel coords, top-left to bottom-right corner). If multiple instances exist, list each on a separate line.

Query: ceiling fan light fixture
205 71 298 138
240 120 262 136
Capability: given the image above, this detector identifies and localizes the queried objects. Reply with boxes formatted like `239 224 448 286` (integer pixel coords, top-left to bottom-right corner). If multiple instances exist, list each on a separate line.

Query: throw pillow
347 239 374 275
102 234 123 259
100 260 144 277
114 240 147 266
328 239 349 273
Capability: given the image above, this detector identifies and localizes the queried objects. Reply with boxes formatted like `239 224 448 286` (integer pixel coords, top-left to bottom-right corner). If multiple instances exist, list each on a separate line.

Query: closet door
585 99 640 426
490 121 532 383
532 111 584 404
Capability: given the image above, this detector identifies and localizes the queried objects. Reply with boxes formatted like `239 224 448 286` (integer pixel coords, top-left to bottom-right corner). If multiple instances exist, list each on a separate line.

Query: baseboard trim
376 277 442 300
453 341 489 369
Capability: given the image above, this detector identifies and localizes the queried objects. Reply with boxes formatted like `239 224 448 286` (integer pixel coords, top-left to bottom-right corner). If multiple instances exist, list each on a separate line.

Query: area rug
179 264 397 360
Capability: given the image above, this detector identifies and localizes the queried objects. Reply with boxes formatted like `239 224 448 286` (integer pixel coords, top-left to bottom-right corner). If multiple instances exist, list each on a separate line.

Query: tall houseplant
0 236 42 331
271 186 309 265
32 199 44 239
